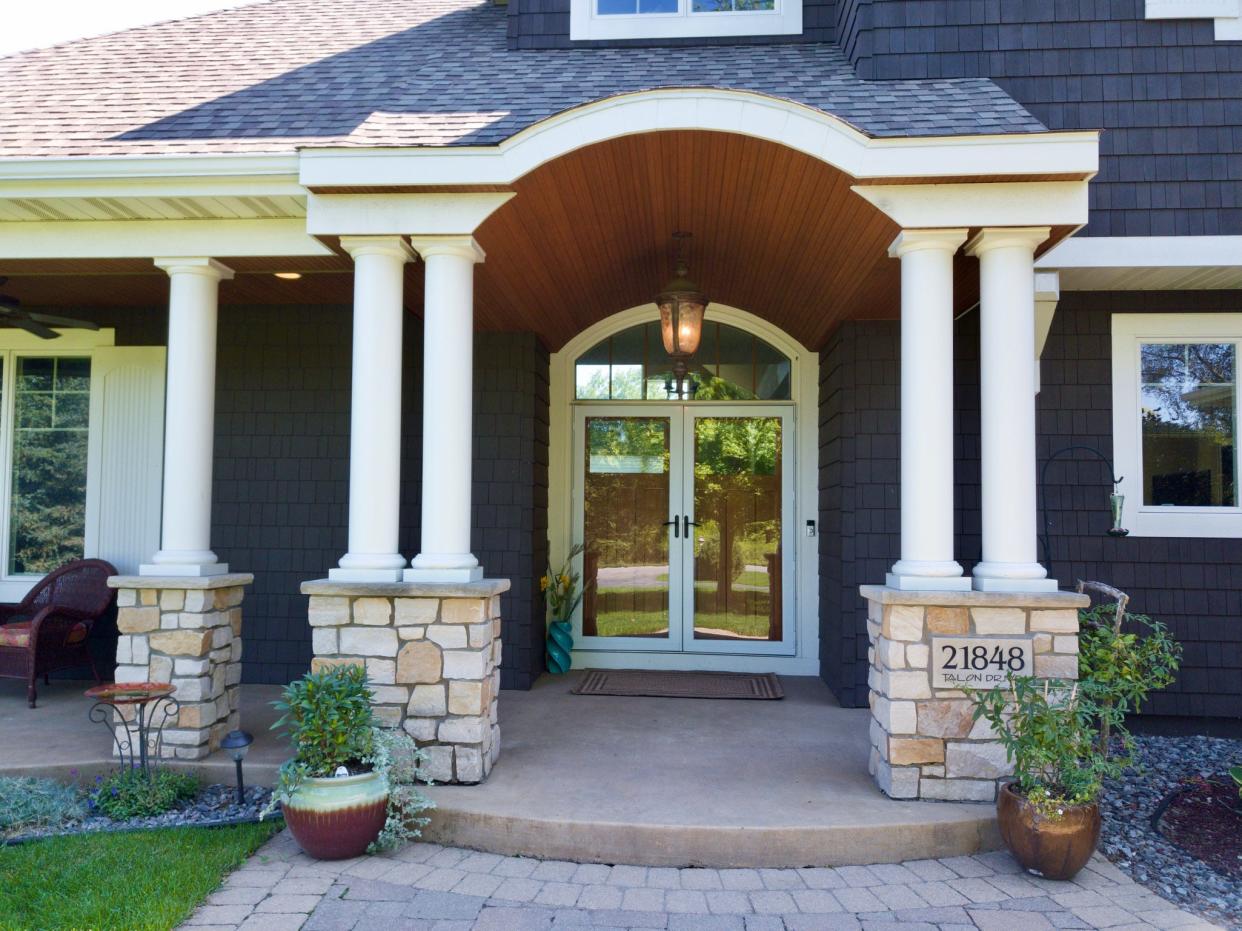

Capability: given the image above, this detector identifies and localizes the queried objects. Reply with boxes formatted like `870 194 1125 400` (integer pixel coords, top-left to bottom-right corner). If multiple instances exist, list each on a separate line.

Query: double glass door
572 405 794 655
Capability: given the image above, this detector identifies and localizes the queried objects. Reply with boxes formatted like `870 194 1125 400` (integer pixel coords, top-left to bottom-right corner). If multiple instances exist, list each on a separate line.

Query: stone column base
107 573 254 761
300 578 509 785
860 584 1088 802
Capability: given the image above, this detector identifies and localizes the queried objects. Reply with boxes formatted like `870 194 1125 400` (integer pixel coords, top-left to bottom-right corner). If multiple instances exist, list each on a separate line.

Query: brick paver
180 831 1224 931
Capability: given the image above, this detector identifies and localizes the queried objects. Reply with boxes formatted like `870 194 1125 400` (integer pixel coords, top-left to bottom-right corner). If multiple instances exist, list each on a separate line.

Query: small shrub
90 768 198 820
0 776 85 836
970 676 1129 819
1230 765 1242 800
271 663 376 777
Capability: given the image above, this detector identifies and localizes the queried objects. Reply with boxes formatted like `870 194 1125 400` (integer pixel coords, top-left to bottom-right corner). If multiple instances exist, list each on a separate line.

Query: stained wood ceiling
0 131 996 350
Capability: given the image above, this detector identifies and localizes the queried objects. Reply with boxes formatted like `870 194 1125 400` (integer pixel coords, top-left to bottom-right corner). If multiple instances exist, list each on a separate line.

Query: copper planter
996 781 1100 880
283 770 390 860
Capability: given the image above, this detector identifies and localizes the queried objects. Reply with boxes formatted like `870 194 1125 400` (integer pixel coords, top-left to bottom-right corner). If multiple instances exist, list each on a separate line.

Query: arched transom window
574 320 792 401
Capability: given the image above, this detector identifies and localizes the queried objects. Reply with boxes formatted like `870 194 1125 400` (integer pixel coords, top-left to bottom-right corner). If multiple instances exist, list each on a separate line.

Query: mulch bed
1100 735 1242 930
1154 775 1242 882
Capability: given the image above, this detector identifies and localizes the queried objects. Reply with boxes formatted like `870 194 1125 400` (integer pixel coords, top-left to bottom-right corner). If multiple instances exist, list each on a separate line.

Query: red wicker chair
0 559 117 708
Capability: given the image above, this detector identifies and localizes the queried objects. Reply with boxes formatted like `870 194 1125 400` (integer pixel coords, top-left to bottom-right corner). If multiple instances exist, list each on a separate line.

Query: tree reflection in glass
1140 342 1236 507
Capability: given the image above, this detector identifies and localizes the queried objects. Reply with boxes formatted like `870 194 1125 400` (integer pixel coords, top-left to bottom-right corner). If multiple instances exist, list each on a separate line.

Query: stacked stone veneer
107 574 253 761
861 585 1090 803
300 579 508 785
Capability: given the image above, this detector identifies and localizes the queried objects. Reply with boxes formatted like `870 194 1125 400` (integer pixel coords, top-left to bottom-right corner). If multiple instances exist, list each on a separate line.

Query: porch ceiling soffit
1036 235 1242 290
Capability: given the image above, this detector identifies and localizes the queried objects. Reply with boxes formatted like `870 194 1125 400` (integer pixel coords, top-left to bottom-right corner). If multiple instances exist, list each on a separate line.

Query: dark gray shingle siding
849 0 1242 235
819 296 1242 719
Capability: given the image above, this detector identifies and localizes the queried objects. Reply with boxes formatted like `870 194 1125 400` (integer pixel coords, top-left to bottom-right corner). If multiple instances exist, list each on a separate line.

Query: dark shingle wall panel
819 320 898 708
854 0 1242 236
209 309 546 688
1037 291 1242 720
213 306 352 686
821 296 1242 720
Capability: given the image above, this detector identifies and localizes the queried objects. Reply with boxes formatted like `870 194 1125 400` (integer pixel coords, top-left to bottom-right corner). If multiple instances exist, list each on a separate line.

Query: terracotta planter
997 781 1100 880
283 770 389 860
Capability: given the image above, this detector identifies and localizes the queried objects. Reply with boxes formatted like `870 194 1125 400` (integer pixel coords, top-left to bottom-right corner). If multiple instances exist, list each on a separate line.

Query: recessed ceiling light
274 272 302 280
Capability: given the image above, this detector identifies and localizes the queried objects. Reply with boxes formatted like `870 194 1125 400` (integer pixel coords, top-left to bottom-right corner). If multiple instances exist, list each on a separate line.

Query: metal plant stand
85 682 180 774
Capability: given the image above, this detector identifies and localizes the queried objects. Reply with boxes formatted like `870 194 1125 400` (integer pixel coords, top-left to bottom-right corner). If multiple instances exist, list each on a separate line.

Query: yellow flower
559 574 570 588
540 576 549 592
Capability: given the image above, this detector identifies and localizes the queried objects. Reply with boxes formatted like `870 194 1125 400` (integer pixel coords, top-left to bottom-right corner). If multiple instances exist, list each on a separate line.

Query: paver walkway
183 831 1223 931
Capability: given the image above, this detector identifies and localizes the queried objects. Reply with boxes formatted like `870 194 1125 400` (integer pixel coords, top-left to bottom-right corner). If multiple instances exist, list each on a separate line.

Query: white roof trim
1037 235 1242 291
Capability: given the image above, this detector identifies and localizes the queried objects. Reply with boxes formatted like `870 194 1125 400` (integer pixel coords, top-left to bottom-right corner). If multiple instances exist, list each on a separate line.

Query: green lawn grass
0 822 280 931
596 607 772 639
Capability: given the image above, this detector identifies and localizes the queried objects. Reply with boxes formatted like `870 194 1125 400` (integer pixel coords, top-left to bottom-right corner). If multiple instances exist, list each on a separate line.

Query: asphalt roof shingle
0 0 1047 158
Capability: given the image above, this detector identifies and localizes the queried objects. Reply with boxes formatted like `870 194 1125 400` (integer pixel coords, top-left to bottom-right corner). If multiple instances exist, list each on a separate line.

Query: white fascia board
1037 235 1242 269
0 154 303 200
296 90 1098 189
850 181 1090 229
0 217 333 259
306 192 516 236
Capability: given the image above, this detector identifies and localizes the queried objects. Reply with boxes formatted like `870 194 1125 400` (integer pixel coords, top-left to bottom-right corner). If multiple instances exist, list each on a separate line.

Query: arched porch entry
550 305 821 675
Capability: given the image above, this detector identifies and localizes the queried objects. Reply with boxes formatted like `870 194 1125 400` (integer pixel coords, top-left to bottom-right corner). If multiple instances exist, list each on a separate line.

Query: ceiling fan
0 278 101 340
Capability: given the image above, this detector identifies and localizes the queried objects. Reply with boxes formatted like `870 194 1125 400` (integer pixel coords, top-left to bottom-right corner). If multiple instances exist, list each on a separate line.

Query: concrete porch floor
0 673 999 867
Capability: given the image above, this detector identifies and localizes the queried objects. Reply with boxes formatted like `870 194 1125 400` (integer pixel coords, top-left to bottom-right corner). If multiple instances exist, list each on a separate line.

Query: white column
406 236 484 582
330 236 413 582
886 229 971 592
967 227 1058 592
141 257 233 576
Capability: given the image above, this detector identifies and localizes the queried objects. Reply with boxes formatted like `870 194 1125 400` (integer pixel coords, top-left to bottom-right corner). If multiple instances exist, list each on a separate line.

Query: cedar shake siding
818 294 1242 721
847 0 1242 237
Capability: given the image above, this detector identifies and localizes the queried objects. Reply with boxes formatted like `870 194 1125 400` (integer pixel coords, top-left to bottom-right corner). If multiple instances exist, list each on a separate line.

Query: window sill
569 1 801 40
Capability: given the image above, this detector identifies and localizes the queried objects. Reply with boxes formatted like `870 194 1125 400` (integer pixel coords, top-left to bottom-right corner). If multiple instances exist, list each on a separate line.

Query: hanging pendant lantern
656 233 708 399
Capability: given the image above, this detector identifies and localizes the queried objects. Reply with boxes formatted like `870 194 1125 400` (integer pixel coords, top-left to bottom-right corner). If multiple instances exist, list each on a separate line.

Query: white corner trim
1111 312 1242 538
0 217 333 259
307 192 515 236
852 182 1089 229
570 0 800 41
297 89 1099 189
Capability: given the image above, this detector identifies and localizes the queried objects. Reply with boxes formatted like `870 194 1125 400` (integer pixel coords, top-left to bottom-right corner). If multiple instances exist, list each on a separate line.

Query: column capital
887 228 968 259
153 257 234 281
965 227 1051 257
340 235 416 263
409 235 486 264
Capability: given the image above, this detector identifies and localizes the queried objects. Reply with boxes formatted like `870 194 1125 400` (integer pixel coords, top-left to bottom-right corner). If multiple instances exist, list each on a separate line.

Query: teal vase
546 619 573 675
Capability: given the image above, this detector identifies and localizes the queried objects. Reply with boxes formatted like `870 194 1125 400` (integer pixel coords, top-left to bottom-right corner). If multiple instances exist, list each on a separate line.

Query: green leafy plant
1230 765 1242 800
261 665 434 851
1078 603 1182 755
271 663 377 777
970 676 1130 819
0 776 86 836
89 768 198 820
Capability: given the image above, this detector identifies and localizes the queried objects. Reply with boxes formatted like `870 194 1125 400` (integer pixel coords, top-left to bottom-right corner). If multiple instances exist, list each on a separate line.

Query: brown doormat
570 669 784 700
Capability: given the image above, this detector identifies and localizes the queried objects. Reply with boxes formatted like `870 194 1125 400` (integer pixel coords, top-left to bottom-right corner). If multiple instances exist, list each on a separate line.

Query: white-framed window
0 329 166 601
1112 313 1242 537
569 0 801 41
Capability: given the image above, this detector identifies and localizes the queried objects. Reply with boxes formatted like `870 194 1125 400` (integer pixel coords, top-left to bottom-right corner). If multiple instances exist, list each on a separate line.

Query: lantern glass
659 296 706 357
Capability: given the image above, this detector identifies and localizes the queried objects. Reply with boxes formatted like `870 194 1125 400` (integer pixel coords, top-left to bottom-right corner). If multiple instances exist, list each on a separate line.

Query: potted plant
543 543 590 675
972 677 1124 880
262 664 433 859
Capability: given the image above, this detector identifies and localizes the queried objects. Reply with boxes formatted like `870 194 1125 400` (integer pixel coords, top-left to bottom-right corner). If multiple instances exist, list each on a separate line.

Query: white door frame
550 304 820 675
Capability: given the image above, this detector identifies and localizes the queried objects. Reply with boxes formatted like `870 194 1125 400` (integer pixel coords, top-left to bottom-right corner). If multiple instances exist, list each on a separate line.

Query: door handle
682 515 699 537
662 518 680 539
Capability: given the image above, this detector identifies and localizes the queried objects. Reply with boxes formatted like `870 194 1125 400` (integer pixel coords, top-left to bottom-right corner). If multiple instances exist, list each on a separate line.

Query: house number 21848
939 644 1026 672
930 637 1033 689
